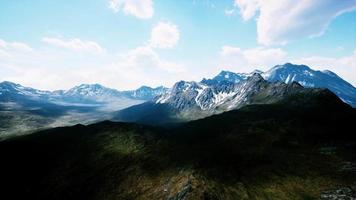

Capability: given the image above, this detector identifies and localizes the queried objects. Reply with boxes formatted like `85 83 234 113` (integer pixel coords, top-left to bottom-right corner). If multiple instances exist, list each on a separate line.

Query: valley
1 87 355 199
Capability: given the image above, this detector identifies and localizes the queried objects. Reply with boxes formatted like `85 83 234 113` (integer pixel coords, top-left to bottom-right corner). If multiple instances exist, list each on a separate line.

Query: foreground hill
1 89 356 199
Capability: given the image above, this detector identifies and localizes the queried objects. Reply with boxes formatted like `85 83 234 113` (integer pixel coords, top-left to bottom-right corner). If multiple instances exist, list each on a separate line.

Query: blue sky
0 0 355 90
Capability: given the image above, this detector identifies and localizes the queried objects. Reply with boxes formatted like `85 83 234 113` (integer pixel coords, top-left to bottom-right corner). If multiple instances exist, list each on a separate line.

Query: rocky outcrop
320 186 356 200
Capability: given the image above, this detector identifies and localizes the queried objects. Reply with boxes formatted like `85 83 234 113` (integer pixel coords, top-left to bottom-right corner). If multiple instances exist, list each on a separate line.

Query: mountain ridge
114 73 333 125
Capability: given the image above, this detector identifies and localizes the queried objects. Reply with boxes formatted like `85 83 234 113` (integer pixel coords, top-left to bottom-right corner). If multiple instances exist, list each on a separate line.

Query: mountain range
0 81 168 105
115 63 356 124
0 82 167 137
1 62 356 199
1 63 356 137
1 83 355 199
211 63 356 107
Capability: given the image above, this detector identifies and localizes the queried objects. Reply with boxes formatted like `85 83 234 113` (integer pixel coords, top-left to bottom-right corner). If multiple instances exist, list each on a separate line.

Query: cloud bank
234 0 356 45
220 46 287 72
42 37 105 54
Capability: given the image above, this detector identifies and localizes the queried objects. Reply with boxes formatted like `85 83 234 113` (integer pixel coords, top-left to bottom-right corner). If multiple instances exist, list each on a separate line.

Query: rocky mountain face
122 86 168 101
158 73 307 115
208 63 356 107
208 69 263 84
115 73 319 124
153 63 356 119
264 63 356 107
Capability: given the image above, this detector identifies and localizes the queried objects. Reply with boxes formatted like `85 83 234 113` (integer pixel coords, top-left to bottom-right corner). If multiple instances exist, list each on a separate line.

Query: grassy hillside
0 90 356 200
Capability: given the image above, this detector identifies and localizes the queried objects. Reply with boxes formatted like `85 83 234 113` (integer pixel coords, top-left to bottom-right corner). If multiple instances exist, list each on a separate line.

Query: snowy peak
263 63 315 85
212 70 253 84
199 63 355 107
0 81 51 99
213 70 245 83
263 63 356 106
154 74 314 120
0 81 167 107
156 81 208 108
123 85 168 100
64 84 120 98
153 62 356 120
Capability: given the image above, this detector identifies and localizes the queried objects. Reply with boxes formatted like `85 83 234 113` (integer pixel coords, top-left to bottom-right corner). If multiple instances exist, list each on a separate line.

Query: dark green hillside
0 89 356 200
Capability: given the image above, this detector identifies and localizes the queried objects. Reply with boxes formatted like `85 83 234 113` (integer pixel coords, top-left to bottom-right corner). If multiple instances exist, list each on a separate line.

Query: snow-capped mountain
0 81 52 101
263 63 356 106
156 73 305 115
0 81 168 136
0 82 167 102
200 63 356 107
122 86 168 101
115 73 315 123
207 70 263 84
115 63 355 124
59 84 124 104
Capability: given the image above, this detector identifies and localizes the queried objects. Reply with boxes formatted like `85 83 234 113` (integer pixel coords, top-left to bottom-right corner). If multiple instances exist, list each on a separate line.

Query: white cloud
108 0 153 19
219 45 287 72
149 22 180 49
234 0 259 20
234 0 356 45
120 46 184 73
0 39 186 90
42 37 105 54
0 39 33 52
292 50 356 86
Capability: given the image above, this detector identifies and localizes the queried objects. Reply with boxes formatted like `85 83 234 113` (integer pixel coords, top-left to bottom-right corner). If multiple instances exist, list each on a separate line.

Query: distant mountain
114 73 320 124
0 81 52 102
61 84 123 103
2 62 355 134
206 63 356 107
121 86 168 101
263 63 356 107
0 81 167 137
0 81 167 106
208 70 263 84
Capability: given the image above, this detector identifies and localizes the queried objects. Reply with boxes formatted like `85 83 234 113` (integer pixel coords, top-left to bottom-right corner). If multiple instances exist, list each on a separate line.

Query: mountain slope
263 63 356 107
114 74 322 124
122 86 168 100
1 90 355 200
209 63 356 107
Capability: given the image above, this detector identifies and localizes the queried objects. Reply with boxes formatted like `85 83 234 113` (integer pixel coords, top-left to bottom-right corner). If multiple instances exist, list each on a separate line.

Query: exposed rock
167 182 192 200
320 186 356 200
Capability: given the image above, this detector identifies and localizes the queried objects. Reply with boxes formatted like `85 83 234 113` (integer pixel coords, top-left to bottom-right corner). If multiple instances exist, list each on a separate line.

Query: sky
0 0 355 91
